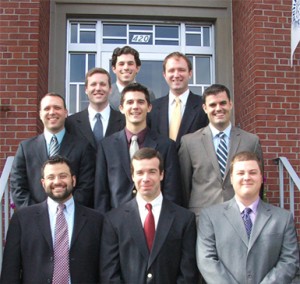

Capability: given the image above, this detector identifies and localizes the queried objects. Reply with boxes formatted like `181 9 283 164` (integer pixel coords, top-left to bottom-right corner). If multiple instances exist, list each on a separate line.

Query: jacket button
147 273 153 279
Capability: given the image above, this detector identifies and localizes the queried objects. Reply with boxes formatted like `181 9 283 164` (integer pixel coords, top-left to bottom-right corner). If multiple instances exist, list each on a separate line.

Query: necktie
144 203 155 251
93 113 103 144
242 207 253 239
49 135 59 157
129 135 139 159
216 132 228 178
169 97 181 141
52 204 70 284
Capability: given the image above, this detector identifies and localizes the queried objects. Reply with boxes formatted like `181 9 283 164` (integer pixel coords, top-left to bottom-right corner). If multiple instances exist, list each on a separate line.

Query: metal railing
0 156 14 270
274 157 300 216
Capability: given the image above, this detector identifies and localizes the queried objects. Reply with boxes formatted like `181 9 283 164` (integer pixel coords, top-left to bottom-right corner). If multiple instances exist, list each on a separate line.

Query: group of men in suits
5 47 299 283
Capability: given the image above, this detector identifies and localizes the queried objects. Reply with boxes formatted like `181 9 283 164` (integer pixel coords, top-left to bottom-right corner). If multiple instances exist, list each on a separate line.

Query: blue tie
216 132 228 178
93 113 103 144
242 208 253 238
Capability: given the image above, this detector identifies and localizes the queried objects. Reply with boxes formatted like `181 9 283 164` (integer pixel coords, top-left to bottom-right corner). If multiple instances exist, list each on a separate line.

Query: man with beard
10 92 95 208
1 156 103 284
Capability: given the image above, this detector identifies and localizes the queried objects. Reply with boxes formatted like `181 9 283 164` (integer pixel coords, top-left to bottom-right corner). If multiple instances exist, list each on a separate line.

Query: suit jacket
0 201 103 284
196 198 300 284
148 91 208 149
94 129 182 213
65 107 125 151
109 83 156 111
100 198 198 284
178 126 263 215
10 131 95 209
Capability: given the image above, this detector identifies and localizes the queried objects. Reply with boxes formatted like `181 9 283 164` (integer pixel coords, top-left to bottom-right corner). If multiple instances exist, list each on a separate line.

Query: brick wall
0 0 50 172
232 0 300 239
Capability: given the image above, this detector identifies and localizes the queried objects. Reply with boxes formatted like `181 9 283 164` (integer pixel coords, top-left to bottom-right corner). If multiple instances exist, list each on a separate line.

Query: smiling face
163 56 192 96
119 91 152 130
112 54 140 87
231 160 263 206
41 162 76 203
202 91 232 131
39 95 68 134
132 157 164 202
85 72 111 111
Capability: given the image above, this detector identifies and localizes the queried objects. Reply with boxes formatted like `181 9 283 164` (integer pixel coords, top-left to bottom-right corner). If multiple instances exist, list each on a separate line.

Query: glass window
70 54 86 82
130 33 153 45
71 24 78 43
196 56 211 84
103 24 126 37
203 27 210 46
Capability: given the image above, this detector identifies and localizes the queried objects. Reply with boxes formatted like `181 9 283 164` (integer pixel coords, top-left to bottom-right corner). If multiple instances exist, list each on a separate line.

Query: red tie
144 203 155 251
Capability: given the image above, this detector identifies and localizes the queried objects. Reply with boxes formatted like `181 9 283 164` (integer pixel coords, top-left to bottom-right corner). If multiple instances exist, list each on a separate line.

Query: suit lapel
116 130 132 180
76 109 96 149
248 201 271 251
127 200 149 260
36 134 49 162
156 96 169 135
202 127 223 182
70 204 87 247
36 201 53 250
148 199 175 268
223 199 249 246
60 132 75 157
144 130 158 149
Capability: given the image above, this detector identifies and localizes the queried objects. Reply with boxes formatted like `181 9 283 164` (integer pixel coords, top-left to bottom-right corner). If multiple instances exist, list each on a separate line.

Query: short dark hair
163 52 192 72
120 82 150 106
111 46 141 67
202 84 231 104
131 148 164 174
40 92 66 109
41 155 74 178
230 151 263 175
85 67 111 88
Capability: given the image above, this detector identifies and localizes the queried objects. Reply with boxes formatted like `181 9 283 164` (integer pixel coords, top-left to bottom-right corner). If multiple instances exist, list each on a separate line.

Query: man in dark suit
109 46 155 110
100 148 198 283
94 83 182 213
65 67 125 151
1 156 103 284
179 84 263 217
10 92 95 209
197 151 299 283
148 52 208 149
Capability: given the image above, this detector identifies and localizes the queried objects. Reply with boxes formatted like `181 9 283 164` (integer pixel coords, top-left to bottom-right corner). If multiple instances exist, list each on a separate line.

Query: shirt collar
168 89 190 106
44 128 65 145
47 196 75 215
235 197 260 214
116 81 136 93
209 123 232 139
136 192 163 210
88 104 111 122
124 127 148 145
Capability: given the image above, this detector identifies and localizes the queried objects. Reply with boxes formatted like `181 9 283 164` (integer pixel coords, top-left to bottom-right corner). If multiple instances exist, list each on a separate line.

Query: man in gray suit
196 151 299 284
179 84 263 216
109 46 155 110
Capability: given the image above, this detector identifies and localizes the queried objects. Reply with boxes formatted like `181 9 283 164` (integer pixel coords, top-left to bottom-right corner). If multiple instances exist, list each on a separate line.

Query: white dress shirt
88 104 111 136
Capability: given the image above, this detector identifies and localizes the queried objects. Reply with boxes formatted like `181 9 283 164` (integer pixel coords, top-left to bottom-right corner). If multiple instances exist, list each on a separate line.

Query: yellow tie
169 97 181 141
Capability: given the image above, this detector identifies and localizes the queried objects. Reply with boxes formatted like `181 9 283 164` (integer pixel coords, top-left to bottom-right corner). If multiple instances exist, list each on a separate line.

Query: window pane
186 34 201 46
88 54 95 70
103 24 126 37
81 24 96 29
186 26 201 32
203 27 210 46
69 85 77 113
189 86 203 96
70 54 86 82
130 25 152 31
155 40 179 45
103 38 127 44
130 33 153 45
71 24 78 43
80 31 95 43
155 26 178 38
80 85 89 111
196 57 211 84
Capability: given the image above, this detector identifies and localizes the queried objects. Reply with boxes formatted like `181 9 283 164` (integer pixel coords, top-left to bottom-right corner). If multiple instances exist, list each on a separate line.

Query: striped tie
49 135 59 157
242 207 253 238
216 132 228 178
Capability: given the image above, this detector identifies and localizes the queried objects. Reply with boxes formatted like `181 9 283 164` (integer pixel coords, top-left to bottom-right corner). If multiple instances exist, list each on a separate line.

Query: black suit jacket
94 129 182 213
10 132 95 208
65 107 125 150
0 201 103 284
100 198 198 284
148 91 208 149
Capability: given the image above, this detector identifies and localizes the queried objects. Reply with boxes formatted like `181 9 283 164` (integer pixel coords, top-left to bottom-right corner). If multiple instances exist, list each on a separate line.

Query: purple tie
144 203 155 251
242 207 253 239
52 204 70 284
